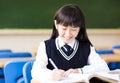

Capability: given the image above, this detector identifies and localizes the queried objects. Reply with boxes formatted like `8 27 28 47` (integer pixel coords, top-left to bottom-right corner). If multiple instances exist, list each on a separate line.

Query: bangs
58 13 81 27
54 4 83 27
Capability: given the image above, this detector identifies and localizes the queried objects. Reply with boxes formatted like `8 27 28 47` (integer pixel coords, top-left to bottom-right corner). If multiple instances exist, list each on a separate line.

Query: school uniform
45 38 90 71
31 36 110 81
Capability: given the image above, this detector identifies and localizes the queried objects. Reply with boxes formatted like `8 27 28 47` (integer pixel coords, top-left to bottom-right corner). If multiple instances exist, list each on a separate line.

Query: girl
31 4 109 81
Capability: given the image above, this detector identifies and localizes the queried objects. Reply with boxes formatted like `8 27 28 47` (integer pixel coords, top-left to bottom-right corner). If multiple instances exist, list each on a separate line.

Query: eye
62 27 67 30
72 28 77 31
73 29 76 31
72 27 80 31
63 28 67 30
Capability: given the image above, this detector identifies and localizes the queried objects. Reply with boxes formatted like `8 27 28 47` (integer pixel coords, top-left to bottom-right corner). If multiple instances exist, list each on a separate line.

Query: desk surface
113 49 120 54
30 54 120 83
0 57 35 68
31 71 120 83
31 79 40 83
1 54 120 68
100 54 120 62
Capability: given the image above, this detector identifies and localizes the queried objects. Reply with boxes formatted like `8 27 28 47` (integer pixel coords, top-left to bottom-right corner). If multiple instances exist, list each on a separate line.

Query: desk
100 54 120 62
31 73 120 83
113 49 120 54
0 57 35 68
31 79 40 83
1 54 118 67
31 55 120 83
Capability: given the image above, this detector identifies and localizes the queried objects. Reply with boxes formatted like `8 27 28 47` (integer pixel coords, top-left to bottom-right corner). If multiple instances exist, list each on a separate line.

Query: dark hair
50 4 92 46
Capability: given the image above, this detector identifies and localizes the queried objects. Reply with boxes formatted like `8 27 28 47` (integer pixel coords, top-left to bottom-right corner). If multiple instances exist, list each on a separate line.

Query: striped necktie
61 44 73 56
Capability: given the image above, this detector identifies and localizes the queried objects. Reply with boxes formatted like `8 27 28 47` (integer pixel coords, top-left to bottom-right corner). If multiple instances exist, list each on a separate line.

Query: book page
109 69 120 75
41 74 89 83
89 72 120 83
58 74 89 83
40 73 120 83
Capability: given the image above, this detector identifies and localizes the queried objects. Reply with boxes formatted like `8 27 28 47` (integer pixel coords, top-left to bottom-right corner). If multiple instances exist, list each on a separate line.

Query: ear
54 20 58 29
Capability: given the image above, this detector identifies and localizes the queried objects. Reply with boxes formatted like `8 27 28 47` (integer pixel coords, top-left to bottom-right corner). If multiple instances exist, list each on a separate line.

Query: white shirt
31 37 110 81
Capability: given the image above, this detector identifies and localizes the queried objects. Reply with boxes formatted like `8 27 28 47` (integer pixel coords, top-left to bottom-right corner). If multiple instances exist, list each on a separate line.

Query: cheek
73 31 79 37
57 29 64 36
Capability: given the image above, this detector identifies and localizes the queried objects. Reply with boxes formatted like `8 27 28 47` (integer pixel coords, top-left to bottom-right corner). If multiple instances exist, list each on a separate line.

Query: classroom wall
0 29 120 53
0 0 120 29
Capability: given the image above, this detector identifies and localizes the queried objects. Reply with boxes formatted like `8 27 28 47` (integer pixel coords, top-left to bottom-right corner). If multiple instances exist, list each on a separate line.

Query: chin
62 37 73 44
64 40 71 44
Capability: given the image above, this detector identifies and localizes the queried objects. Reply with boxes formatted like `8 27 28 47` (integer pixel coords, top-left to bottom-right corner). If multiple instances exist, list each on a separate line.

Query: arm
81 46 110 74
31 41 65 81
31 41 52 81
63 46 110 76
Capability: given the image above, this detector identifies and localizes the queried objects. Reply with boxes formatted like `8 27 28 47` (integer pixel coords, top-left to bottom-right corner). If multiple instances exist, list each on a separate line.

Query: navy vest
45 39 90 71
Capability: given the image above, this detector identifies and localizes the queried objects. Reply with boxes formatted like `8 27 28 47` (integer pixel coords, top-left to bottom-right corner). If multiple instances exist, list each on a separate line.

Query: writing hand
51 69 65 81
64 68 79 77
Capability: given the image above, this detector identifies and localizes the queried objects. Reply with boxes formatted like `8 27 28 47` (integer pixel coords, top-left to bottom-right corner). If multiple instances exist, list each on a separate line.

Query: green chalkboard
0 0 120 29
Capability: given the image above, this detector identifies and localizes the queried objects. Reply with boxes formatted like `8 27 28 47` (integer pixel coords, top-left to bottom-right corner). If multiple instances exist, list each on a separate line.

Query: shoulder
90 46 96 51
89 46 98 55
79 41 91 48
44 39 55 45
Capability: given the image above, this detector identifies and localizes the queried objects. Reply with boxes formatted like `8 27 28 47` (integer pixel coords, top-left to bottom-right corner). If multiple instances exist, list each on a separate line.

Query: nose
65 29 71 37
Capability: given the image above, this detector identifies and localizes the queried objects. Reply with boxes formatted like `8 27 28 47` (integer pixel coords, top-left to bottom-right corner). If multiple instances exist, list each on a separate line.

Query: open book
42 72 120 83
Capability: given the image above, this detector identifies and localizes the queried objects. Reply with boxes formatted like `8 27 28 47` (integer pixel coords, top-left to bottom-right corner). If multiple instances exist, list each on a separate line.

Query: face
55 23 80 44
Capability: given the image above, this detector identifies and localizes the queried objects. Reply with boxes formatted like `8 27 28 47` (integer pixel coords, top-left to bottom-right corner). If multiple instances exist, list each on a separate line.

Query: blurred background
0 0 120 29
0 1 120 83
0 0 120 52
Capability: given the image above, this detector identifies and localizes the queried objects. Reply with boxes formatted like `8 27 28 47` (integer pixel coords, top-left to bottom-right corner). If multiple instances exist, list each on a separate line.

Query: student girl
31 4 109 81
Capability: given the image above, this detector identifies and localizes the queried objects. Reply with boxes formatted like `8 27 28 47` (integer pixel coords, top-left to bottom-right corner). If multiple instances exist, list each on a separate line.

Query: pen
49 58 58 69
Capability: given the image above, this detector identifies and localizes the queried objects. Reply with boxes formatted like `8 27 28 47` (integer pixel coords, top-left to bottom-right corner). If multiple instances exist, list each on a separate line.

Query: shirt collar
56 36 75 49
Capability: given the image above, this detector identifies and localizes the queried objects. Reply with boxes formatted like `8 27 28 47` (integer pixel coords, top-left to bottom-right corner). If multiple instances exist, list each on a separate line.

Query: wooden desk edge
100 54 120 62
31 79 41 83
0 57 35 68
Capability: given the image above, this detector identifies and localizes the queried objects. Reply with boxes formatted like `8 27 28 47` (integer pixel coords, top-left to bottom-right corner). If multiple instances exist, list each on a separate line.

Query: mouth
64 36 72 40
63 36 73 42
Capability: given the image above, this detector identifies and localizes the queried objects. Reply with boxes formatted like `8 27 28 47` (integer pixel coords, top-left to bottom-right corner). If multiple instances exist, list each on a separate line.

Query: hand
51 69 65 81
64 68 79 77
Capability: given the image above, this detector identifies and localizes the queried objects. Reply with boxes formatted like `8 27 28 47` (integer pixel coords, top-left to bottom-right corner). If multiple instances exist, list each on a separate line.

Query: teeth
65 38 69 39
64 37 70 39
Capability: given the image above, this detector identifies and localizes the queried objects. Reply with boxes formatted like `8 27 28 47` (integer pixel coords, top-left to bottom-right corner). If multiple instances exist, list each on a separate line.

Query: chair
0 52 32 83
0 49 12 52
4 60 29 83
96 49 120 70
0 52 32 58
110 45 120 70
112 45 120 49
0 68 4 83
0 49 12 83
112 45 120 54
0 78 4 83
23 60 34 83
96 49 113 54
